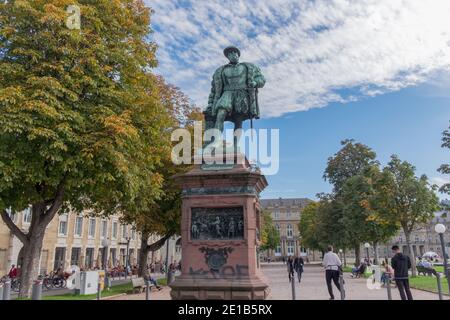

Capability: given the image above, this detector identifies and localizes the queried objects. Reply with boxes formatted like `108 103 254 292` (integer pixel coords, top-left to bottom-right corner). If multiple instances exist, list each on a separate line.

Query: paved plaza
106 262 445 300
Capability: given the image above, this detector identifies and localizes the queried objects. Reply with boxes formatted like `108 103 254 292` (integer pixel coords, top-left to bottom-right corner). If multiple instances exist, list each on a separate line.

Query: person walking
322 246 342 300
293 255 304 283
286 256 295 282
391 245 413 300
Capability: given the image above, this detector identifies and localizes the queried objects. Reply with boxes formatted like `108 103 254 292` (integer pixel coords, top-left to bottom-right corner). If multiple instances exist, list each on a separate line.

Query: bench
417 265 436 276
351 264 367 278
131 277 156 293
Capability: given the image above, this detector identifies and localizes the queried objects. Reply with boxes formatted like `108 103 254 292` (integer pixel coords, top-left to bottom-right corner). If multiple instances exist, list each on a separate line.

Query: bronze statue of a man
204 46 265 145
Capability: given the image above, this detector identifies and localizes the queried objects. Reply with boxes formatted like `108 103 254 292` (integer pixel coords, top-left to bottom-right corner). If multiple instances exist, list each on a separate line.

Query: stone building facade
260 197 313 260
0 208 181 276
260 197 450 263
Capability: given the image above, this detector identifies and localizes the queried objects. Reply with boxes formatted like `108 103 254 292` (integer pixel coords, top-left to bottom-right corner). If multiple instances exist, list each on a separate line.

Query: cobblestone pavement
107 263 444 300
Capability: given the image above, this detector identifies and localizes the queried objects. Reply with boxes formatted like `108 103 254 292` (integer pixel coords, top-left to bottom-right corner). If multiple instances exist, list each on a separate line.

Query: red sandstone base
170 154 270 300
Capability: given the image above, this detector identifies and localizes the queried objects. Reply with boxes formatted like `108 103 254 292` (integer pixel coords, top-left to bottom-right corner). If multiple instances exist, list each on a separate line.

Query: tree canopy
437 121 450 195
0 0 169 296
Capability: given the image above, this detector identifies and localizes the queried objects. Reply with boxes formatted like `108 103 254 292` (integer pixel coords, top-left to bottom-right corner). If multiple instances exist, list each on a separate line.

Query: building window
85 248 94 268
53 247 66 270
71 247 81 266
22 207 32 223
6 208 17 223
131 228 136 240
287 224 293 238
112 222 118 239
275 224 280 234
287 241 294 256
274 211 280 219
287 211 291 218
110 248 117 266
88 218 96 238
129 249 135 265
101 220 107 238
275 245 281 255
122 224 127 239
58 215 67 236
120 248 126 266
74 216 83 237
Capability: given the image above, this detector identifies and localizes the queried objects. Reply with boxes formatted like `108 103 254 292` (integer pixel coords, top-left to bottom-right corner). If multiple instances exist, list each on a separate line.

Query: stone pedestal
170 154 270 300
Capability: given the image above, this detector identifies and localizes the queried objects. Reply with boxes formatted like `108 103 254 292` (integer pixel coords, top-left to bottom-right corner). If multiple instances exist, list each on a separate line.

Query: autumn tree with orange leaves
0 0 170 297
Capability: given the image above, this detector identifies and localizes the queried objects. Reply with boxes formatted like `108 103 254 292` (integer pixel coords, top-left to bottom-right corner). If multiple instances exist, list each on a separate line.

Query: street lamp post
364 242 371 263
435 223 450 294
101 239 110 289
165 237 171 284
119 234 131 280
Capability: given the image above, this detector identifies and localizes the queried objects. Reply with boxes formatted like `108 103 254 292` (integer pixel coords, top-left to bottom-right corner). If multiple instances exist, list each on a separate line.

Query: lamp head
364 242 370 248
435 223 446 234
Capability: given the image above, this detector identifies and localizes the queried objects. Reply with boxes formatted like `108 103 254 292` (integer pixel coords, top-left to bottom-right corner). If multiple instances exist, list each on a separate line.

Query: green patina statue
204 46 265 148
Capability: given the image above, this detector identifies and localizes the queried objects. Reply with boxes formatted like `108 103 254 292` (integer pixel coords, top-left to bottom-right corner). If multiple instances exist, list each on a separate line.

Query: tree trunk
404 232 417 277
138 235 150 279
1 178 66 298
373 242 379 265
354 244 361 265
19 226 46 297
137 233 174 279
343 248 347 267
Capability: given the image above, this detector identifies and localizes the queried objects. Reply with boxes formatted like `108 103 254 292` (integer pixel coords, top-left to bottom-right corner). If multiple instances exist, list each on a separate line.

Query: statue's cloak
206 62 265 121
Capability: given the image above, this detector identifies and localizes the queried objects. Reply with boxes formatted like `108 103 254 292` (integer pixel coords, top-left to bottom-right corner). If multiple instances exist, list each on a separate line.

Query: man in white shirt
322 245 342 300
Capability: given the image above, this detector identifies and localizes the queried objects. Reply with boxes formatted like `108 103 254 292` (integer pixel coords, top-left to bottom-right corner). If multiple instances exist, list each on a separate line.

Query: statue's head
223 46 240 64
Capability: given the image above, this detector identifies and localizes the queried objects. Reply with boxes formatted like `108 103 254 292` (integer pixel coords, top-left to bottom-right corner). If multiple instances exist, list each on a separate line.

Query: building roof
260 197 313 208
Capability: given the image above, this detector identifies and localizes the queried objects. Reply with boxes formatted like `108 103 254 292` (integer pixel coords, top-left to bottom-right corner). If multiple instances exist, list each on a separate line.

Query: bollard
145 282 150 300
31 280 42 300
385 273 392 300
291 273 296 300
97 282 101 300
3 280 11 301
339 274 345 300
436 273 443 301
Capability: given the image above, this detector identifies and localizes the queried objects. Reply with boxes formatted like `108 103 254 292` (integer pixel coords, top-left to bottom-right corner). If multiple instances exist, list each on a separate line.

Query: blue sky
257 84 450 200
146 0 450 201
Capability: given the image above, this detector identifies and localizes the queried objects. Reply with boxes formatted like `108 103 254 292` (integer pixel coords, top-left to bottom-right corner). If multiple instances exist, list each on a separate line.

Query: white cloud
431 176 450 188
147 0 450 118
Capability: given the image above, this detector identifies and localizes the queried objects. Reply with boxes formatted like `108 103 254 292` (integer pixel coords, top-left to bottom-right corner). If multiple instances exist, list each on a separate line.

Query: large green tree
120 77 202 278
338 166 399 264
298 201 322 252
438 122 450 195
374 155 440 276
299 196 350 256
260 210 280 253
323 139 379 263
324 139 379 192
0 0 167 297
